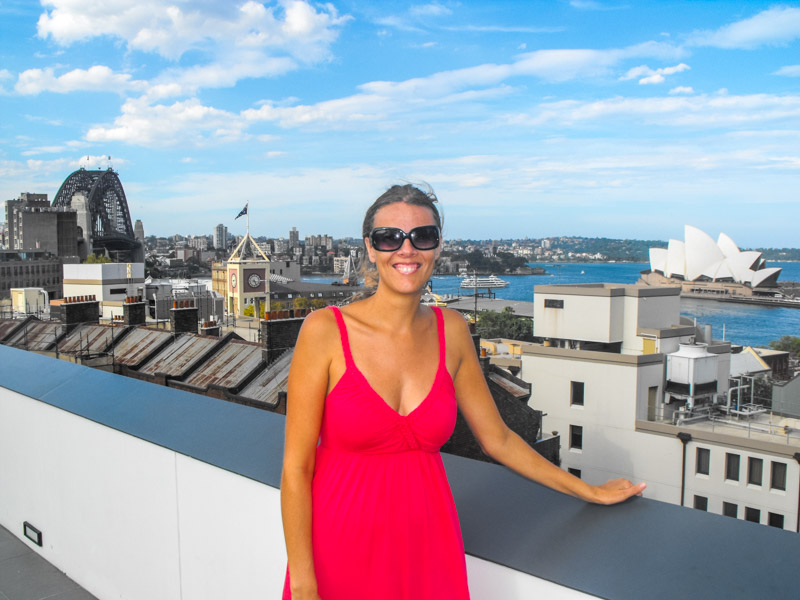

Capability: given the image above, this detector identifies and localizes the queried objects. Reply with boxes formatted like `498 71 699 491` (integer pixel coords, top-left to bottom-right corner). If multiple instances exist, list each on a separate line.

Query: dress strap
328 306 355 368
432 306 446 368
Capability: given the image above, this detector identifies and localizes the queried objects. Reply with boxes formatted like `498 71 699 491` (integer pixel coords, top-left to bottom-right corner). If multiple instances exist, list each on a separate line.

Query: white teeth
394 263 419 274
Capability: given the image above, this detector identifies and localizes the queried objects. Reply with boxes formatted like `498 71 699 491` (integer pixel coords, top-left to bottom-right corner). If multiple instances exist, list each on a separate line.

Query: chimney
63 295 100 334
261 310 306 365
122 296 147 326
199 320 222 337
170 299 199 334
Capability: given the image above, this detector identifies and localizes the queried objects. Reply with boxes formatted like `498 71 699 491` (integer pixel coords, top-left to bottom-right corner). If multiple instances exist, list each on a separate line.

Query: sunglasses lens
409 226 439 250
371 228 404 251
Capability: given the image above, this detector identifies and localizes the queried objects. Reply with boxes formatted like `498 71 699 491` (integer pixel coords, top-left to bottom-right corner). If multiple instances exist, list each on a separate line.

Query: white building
213 224 227 251
516 283 798 531
62 262 145 320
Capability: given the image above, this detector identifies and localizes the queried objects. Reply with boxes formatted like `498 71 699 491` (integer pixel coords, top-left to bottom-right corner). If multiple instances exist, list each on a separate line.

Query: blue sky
1 1 799 246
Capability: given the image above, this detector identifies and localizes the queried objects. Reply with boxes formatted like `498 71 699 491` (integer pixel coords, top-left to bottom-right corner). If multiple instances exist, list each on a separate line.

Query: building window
748 457 763 486
768 513 785 529
693 495 708 511
771 462 787 491
647 386 658 421
109 288 127 295
722 502 738 518
569 425 583 450
544 298 564 309
695 447 710 476
568 468 581 478
744 507 760 523
725 453 740 482
570 381 584 406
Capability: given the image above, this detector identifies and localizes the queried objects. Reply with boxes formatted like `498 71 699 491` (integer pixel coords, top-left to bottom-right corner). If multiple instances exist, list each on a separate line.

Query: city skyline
1 1 799 245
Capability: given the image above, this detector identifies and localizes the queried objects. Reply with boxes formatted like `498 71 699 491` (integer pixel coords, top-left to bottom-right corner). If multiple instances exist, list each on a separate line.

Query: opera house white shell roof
649 225 781 288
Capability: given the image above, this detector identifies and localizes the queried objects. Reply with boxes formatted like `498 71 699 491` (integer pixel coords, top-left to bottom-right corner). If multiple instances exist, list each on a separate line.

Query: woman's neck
361 286 425 333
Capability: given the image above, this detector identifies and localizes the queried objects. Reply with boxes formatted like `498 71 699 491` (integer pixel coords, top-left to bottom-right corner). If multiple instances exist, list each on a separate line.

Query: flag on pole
235 204 248 219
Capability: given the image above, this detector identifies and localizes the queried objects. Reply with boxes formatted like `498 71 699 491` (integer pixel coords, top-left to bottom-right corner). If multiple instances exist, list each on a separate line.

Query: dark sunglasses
369 225 440 252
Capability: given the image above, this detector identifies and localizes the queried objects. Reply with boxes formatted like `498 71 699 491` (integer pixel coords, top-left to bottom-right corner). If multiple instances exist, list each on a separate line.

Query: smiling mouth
393 263 420 275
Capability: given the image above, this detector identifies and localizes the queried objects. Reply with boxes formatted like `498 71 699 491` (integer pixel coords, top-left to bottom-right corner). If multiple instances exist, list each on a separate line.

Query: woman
281 184 645 599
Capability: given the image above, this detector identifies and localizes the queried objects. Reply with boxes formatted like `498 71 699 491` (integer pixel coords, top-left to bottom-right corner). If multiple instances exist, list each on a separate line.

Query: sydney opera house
639 225 781 296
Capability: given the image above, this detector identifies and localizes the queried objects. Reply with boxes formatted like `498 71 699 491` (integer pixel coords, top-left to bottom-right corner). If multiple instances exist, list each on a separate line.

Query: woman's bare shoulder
295 307 340 351
440 307 471 335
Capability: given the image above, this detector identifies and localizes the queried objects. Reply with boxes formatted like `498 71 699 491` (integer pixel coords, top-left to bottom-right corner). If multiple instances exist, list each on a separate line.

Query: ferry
459 274 510 289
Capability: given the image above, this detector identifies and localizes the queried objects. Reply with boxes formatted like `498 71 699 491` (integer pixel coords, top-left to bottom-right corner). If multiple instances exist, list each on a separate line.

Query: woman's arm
445 310 645 505
281 310 336 599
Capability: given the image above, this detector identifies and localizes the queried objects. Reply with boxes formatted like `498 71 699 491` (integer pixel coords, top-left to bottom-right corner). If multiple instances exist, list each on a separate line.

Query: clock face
230 273 237 290
248 274 260 288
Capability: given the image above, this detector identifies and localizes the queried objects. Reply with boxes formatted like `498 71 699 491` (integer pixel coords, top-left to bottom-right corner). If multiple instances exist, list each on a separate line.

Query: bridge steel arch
52 168 138 259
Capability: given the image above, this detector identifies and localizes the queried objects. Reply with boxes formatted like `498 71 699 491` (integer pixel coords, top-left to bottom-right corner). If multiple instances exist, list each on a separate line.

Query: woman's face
365 202 441 296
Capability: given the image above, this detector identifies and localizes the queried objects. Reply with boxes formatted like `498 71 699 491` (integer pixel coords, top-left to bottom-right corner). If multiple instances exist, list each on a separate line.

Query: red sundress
283 305 470 599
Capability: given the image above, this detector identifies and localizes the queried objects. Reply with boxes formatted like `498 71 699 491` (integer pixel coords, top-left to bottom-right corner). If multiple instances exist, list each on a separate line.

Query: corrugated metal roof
4 321 66 352
59 324 116 355
113 327 173 367
139 334 218 377
183 339 264 391
238 349 293 406
0 319 27 342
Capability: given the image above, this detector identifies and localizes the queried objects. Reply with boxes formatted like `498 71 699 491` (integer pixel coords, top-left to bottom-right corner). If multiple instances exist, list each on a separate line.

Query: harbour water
425 262 800 348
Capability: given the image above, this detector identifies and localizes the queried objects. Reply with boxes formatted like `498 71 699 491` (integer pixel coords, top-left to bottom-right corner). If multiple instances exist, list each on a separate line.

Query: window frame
693 495 708 511
569 425 583 451
748 457 763 486
744 507 760 523
570 381 585 407
768 512 785 529
771 461 787 491
725 453 740 482
695 447 710 476
722 502 738 518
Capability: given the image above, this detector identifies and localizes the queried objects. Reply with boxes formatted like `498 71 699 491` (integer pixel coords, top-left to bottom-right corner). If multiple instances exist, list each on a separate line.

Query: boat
459 274 510 289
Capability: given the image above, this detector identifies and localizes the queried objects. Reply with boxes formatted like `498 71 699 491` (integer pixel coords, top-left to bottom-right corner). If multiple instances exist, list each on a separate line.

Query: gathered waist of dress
317 444 440 457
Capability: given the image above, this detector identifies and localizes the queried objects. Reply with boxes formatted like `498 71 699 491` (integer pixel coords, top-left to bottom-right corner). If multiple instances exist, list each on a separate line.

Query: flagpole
246 202 250 238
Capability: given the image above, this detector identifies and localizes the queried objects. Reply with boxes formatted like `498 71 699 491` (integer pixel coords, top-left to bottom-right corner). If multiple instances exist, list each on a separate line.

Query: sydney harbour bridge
52 168 143 262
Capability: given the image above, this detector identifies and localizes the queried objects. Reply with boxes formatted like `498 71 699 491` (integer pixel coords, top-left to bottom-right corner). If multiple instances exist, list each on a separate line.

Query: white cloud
510 93 800 129
689 6 800 49
620 62 690 85
15 65 146 95
99 40 685 143
669 86 694 95
37 1 348 59
775 65 800 77
409 3 452 18
86 98 246 146
34 0 350 98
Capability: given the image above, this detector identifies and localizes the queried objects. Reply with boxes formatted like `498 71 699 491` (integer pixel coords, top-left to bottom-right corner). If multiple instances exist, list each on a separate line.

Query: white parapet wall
0 375 586 600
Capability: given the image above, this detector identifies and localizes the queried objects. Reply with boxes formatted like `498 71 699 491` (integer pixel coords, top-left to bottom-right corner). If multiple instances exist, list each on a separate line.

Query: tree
769 335 800 355
311 298 328 309
475 307 534 341
84 253 112 264
294 296 310 310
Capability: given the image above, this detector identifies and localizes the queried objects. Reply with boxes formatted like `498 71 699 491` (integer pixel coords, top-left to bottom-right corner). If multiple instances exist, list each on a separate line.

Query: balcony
1 344 798 599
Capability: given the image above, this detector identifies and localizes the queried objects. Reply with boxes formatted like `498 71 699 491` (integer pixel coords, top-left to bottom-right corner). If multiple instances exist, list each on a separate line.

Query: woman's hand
587 478 646 505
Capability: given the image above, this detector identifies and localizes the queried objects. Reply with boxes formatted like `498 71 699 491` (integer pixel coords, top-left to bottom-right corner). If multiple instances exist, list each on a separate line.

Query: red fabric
284 306 470 599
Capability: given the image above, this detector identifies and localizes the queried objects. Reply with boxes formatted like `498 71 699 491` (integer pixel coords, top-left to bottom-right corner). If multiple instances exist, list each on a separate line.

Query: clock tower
226 231 270 318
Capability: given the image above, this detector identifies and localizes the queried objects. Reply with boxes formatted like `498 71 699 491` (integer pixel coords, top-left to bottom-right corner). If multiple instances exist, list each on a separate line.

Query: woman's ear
365 237 376 263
